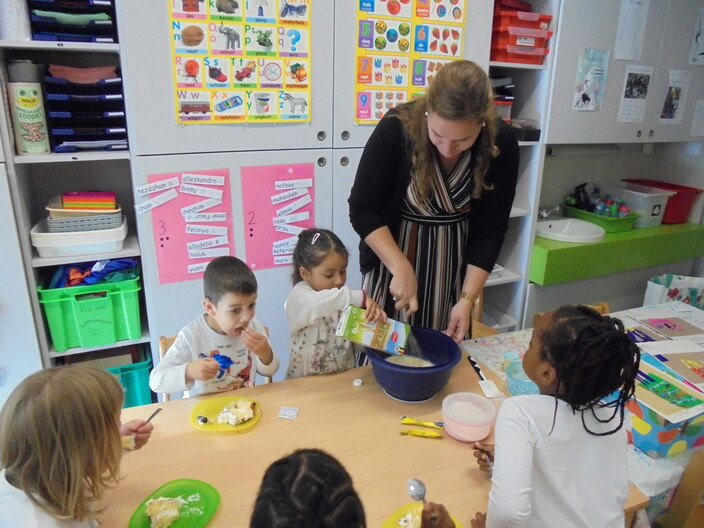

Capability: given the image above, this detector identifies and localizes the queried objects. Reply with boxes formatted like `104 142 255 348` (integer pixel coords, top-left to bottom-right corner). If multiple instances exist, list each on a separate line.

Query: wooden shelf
530 223 704 285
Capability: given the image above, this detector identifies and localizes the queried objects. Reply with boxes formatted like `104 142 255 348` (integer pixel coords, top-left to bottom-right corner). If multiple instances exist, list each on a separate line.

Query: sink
535 218 605 243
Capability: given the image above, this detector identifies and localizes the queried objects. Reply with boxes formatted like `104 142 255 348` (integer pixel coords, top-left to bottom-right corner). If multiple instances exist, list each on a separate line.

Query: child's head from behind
523 305 640 433
291 229 349 290
251 448 366 528
0 365 124 521
204 256 258 337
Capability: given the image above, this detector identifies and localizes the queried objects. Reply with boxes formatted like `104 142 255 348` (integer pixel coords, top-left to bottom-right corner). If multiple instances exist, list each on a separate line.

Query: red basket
494 0 532 12
492 25 553 48
622 179 703 224
493 10 553 30
491 44 549 65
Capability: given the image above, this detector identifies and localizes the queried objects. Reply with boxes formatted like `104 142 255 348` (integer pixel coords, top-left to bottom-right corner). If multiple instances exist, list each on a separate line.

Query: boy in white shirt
150 256 279 397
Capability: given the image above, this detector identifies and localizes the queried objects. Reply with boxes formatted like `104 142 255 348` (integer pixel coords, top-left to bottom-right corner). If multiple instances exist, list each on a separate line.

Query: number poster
169 0 311 124
355 0 467 124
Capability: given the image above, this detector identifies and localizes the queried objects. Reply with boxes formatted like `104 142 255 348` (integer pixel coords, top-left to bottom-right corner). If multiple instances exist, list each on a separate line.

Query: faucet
538 204 562 220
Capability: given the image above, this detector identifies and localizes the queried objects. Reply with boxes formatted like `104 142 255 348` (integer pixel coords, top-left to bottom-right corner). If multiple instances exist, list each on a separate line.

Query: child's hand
186 357 221 381
364 298 386 325
421 502 455 528
472 442 495 474
470 512 487 528
241 327 274 365
120 419 153 450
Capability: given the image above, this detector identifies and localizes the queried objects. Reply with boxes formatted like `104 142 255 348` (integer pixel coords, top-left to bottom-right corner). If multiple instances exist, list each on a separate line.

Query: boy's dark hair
203 256 257 303
250 448 366 528
541 305 640 436
291 229 349 285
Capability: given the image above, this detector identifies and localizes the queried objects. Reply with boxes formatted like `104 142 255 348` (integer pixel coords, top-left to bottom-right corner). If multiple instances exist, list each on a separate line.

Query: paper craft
626 325 666 343
634 359 704 423
642 317 703 338
639 340 704 391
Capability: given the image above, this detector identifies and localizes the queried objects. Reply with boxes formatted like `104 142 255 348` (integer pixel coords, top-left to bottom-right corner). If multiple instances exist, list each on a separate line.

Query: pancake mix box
336 305 409 355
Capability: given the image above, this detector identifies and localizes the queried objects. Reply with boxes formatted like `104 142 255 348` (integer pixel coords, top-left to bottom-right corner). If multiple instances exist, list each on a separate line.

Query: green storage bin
37 277 142 352
563 205 640 233
107 359 153 408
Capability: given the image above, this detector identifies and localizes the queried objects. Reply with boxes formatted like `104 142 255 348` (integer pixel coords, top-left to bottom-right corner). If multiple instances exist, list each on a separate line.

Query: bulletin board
354 0 467 124
169 0 311 124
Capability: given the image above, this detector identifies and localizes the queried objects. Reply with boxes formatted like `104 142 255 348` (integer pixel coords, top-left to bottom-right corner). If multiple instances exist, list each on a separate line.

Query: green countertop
530 223 704 285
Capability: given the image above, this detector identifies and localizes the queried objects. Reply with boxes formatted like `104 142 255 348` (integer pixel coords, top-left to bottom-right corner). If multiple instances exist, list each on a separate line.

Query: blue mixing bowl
366 327 461 402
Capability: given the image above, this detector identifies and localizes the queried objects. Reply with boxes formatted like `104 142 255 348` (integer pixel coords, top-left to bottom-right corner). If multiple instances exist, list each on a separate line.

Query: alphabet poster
138 169 234 284
354 0 467 124
240 163 315 271
169 0 311 124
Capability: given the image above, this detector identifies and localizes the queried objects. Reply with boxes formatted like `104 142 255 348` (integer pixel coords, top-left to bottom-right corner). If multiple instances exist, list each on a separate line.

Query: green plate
128 478 220 528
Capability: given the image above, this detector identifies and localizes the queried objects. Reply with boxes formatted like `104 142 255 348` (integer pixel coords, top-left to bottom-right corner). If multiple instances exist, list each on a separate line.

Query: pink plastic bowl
441 392 496 442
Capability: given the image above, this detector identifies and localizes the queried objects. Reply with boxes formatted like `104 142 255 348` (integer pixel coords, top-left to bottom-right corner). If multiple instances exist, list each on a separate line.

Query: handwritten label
135 177 179 197
135 188 178 215
182 173 225 186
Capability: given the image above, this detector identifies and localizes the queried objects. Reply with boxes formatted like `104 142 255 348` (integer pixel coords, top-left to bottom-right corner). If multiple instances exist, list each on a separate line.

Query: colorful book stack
62 191 117 210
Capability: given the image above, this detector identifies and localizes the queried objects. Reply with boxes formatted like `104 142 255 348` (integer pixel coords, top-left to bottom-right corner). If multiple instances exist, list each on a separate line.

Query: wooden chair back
157 336 176 402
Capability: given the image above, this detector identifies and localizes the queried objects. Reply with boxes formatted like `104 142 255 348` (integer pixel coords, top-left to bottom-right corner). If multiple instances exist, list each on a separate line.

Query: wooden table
103 336 647 527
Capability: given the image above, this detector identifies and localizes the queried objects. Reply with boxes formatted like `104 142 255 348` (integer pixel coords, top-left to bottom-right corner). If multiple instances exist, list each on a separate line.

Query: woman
349 60 519 343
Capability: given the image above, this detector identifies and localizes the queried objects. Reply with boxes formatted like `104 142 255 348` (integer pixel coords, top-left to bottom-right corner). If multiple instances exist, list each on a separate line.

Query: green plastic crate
37 277 142 352
107 359 153 408
563 205 640 233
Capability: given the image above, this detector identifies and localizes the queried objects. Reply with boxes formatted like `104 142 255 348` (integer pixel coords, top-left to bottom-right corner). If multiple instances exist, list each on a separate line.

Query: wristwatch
459 291 480 305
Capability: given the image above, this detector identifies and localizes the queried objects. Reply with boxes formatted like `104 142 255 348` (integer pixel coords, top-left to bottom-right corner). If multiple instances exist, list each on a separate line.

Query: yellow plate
189 396 261 433
382 503 463 528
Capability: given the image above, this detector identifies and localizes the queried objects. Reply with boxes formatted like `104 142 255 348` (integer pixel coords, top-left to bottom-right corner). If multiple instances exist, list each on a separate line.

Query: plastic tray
46 195 121 218
31 217 127 257
492 25 553 48
491 44 549 64
563 205 639 232
493 10 552 30
107 359 153 408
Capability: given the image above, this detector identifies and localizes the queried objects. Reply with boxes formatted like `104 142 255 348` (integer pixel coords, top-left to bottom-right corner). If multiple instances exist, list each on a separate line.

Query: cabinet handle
648 130 654 138
340 156 349 166
317 130 327 141
636 130 642 138
317 157 327 167
341 130 350 140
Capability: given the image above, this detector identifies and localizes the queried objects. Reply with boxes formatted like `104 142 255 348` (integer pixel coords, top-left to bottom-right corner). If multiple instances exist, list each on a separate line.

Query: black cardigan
348 111 519 275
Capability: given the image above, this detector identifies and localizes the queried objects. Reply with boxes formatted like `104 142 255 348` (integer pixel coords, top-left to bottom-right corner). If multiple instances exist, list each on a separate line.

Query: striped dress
363 149 473 331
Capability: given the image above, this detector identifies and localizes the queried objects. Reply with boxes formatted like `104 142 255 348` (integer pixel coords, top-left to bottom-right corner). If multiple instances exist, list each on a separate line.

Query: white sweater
284 281 364 378
487 395 628 528
149 314 279 396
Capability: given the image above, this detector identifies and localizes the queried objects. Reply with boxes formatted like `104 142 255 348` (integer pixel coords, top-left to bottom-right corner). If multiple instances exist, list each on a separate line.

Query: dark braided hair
250 448 366 528
291 229 349 285
541 305 640 436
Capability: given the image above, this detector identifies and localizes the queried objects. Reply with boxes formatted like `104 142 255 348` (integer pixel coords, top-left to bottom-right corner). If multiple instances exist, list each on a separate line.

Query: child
470 305 640 528
285 229 385 379
150 256 279 397
0 365 153 527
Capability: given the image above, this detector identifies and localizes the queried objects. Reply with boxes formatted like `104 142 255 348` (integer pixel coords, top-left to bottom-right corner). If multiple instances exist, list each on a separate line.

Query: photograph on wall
658 69 691 124
688 7 704 65
354 0 467 124
572 48 610 111
169 0 311 124
617 64 652 123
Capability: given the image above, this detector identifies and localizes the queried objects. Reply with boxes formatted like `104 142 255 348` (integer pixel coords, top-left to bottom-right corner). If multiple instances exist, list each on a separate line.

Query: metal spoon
408 478 427 504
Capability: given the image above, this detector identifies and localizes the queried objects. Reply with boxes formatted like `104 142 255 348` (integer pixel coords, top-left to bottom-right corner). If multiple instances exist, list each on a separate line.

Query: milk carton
335 305 409 355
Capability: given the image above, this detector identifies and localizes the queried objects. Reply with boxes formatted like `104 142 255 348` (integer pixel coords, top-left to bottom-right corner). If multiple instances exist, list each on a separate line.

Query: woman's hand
421 502 455 528
389 259 418 314
186 357 220 381
470 512 487 528
444 301 473 343
364 297 387 325
120 419 153 450
472 442 495 474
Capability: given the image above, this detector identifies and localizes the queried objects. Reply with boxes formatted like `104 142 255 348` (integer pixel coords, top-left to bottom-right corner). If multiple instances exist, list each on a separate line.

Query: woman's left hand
443 301 472 343
120 419 153 450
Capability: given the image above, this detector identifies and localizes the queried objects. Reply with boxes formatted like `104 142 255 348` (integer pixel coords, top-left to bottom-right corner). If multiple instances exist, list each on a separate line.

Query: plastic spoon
408 478 427 504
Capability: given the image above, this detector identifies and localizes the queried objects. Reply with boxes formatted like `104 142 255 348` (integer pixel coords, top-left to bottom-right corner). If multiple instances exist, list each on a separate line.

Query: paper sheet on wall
618 64 652 122
354 0 467 124
614 0 649 61
144 169 234 284
169 0 311 124
691 99 704 136
240 163 315 271
572 49 610 111
658 69 691 124
688 7 704 65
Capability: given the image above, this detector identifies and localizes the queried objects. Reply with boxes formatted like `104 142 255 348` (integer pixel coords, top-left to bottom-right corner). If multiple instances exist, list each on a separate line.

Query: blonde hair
394 60 499 200
0 365 124 522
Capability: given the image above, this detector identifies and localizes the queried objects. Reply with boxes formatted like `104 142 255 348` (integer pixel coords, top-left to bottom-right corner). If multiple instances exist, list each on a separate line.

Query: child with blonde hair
0 365 153 527
285 229 385 378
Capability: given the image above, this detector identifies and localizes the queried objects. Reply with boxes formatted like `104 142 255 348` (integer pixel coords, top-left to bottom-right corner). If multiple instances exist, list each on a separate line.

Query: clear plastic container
30 218 127 257
607 184 675 228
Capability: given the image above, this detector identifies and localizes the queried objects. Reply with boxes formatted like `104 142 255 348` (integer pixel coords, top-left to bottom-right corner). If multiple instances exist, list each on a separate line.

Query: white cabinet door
648 0 704 142
545 0 668 144
117 1 334 155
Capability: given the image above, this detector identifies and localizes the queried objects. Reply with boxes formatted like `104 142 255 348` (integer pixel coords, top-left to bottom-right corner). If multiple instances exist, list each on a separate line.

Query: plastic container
107 358 153 408
510 119 540 141
491 44 549 64
482 303 518 333
493 10 553 30
441 392 496 442
493 100 512 122
494 0 532 12
30 218 127 257
492 25 553 49
46 195 122 219
505 362 539 396
563 205 639 232
622 179 703 224
365 328 461 403
609 183 676 228
37 276 142 352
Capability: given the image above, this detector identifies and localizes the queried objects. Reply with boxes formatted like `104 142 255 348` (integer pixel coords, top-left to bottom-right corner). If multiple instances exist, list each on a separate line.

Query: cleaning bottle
590 184 601 206
574 183 594 212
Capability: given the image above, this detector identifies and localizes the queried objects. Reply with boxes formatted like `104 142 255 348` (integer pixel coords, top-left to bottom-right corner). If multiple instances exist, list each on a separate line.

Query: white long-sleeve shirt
149 314 279 397
487 395 628 528
0 470 97 528
284 281 364 379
